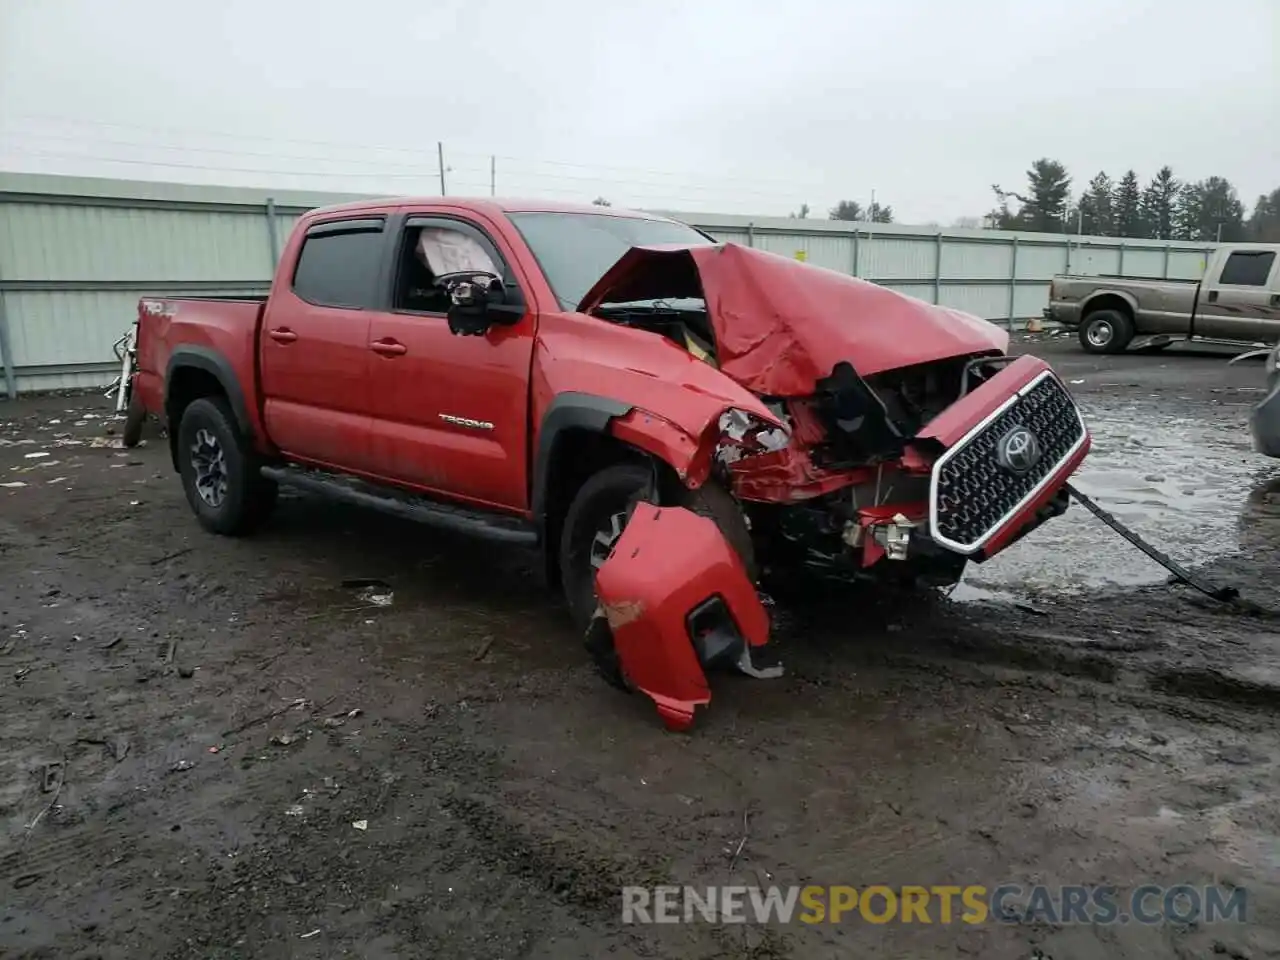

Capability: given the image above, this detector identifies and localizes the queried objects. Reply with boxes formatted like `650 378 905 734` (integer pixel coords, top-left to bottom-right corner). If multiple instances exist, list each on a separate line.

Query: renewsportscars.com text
621 884 1247 925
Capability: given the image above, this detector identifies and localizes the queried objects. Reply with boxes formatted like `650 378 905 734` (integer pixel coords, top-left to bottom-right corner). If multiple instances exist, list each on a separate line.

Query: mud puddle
967 398 1278 596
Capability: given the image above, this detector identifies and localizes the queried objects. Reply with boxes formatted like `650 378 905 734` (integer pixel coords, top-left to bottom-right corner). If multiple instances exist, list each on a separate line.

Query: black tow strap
1066 482 1239 603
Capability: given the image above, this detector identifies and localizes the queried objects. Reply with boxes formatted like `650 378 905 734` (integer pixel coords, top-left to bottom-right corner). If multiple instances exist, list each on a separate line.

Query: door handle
1270 294 1279 306
370 339 407 357
268 328 297 344
1207 291 1219 303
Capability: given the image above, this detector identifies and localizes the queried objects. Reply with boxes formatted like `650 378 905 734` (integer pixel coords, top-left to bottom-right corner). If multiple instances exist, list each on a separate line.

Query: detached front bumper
589 502 780 732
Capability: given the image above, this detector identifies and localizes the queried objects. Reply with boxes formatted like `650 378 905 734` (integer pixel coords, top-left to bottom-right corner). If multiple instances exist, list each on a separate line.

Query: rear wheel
177 397 277 535
121 391 146 448
1078 309 1134 354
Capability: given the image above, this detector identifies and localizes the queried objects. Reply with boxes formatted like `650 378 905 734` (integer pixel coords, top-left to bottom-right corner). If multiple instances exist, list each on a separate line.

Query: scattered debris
101 637 123 650
42 761 64 793
207 745 220 754
1067 482 1239 603
22 755 67 848
728 809 750 871
169 760 194 773
300 929 321 939
352 820 368 831
1 481 27 489
149 547 193 566
23 452 49 459
270 733 301 747
222 697 310 738
113 737 130 762
472 637 494 661
342 578 394 607
285 804 304 817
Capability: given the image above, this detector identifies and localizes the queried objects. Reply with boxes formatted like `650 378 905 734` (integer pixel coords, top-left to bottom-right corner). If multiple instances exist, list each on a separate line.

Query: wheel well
165 366 228 470
1082 294 1133 323
539 428 681 589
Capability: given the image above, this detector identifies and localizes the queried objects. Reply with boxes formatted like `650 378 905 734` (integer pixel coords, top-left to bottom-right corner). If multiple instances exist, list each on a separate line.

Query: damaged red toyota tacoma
130 198 1090 730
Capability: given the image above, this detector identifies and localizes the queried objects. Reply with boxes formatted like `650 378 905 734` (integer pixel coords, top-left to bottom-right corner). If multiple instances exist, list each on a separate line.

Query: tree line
990 160 1278 242
793 161 1279 242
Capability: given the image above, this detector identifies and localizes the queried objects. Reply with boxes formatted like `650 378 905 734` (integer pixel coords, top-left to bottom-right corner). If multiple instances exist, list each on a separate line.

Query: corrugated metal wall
0 172 1217 396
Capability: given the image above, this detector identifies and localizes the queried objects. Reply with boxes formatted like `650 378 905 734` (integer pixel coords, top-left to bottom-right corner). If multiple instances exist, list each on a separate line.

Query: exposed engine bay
582 243 1091 729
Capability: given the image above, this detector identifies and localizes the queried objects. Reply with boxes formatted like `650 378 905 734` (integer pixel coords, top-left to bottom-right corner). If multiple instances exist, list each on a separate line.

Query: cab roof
303 196 672 222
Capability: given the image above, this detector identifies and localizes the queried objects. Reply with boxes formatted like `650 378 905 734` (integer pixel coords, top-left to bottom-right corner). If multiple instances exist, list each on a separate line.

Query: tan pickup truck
1045 243 1280 354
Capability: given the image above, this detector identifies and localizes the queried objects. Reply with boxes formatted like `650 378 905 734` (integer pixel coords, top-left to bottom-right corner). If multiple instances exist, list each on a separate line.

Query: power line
0 147 466 183
7 113 837 196
1 138 815 203
1 128 442 173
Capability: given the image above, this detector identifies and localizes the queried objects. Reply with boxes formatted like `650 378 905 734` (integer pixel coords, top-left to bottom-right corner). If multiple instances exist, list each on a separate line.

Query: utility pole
438 142 446 196
490 155 495 196
1216 222 1223 243
869 189 875 222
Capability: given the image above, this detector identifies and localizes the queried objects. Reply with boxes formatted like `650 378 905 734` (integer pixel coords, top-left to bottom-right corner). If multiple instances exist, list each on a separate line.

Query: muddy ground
1 336 1278 959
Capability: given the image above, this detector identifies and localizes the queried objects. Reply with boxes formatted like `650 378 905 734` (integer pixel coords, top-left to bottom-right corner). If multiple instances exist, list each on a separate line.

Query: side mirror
441 272 524 336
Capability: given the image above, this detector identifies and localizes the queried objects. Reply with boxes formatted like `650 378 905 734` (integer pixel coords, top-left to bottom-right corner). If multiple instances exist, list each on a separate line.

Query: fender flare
530 391 631 523
164 346 251 438
1080 289 1139 322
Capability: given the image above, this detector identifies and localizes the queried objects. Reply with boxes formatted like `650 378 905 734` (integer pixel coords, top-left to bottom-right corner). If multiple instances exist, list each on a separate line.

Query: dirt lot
2 336 1278 959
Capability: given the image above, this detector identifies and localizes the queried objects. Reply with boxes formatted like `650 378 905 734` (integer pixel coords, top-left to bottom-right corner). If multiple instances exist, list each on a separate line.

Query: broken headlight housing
716 408 791 464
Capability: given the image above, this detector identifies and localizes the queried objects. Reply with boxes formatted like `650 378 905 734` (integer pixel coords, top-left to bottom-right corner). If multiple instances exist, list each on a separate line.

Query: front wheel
558 462 755 685
177 397 277 535
1078 309 1134 354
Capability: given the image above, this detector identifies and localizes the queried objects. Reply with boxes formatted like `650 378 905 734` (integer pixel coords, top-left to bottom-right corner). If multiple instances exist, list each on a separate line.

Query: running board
260 465 537 545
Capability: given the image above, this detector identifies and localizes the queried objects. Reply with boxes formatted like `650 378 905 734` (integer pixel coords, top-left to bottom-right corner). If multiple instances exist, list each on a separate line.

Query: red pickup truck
131 197 1090 729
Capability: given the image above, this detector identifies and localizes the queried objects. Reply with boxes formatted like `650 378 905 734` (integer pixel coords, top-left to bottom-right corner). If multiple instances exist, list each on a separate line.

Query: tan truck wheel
1079 309 1134 354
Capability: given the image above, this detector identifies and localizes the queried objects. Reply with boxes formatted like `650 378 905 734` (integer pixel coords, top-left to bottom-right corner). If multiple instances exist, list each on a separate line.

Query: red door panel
260 296 374 471
258 218 387 473
364 312 534 510
362 216 536 512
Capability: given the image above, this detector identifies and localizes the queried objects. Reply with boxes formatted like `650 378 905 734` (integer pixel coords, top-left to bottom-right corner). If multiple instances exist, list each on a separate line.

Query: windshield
507 212 714 309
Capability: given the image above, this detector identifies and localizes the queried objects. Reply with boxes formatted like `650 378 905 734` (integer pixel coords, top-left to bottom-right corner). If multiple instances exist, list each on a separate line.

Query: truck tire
1079 309 1134 354
177 397 277 536
121 390 147 448
558 462 755 677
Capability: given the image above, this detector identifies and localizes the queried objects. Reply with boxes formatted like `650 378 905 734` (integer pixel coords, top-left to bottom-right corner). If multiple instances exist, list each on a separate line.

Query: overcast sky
1 0 1276 224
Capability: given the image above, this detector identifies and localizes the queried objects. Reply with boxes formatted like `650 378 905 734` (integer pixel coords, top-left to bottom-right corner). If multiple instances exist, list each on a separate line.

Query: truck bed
133 296 267 421
1055 274 1198 284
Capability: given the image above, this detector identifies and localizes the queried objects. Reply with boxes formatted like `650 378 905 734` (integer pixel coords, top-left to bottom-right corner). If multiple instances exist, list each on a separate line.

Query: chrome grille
931 372 1085 553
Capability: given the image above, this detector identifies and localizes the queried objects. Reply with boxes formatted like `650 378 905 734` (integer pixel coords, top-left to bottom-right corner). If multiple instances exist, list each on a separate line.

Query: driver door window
394 224 501 313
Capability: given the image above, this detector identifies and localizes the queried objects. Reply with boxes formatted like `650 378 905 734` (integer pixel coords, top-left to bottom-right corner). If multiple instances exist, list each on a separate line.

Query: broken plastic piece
592 503 773 731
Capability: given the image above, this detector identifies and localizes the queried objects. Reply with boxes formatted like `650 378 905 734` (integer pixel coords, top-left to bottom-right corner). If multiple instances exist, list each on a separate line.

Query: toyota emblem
996 425 1042 474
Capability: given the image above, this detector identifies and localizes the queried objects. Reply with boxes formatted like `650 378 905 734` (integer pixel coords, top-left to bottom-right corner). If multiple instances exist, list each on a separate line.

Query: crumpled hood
577 242 1009 397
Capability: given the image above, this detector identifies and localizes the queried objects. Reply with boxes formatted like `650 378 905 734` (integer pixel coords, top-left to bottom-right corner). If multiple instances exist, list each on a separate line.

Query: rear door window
1218 251 1276 286
292 219 386 308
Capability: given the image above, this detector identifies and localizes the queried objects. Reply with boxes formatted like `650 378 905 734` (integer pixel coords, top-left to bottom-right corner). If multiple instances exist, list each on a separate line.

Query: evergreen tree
1078 171 1115 236
1139 167 1180 240
1248 188 1280 242
1112 170 1143 238
992 159 1072 233
1175 177 1245 241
